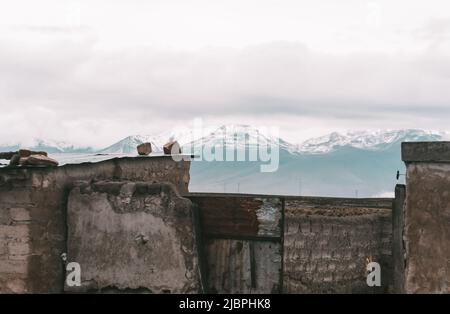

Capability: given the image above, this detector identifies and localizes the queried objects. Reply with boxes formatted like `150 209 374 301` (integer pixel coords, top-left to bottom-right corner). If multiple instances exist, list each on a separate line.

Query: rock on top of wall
66 180 201 293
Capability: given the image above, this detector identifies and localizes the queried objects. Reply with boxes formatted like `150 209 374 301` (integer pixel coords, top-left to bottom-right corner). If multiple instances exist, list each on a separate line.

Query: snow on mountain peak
297 129 444 154
181 124 296 153
82 126 448 155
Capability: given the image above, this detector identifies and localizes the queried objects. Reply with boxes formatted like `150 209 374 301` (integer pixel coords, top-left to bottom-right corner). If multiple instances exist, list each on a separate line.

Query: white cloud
0 1 450 147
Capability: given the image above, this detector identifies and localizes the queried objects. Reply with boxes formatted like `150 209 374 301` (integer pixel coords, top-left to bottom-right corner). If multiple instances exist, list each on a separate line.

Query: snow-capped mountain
0 139 94 153
188 128 447 197
99 125 296 155
99 135 163 154
2 127 447 197
2 128 445 156
98 126 216 154
98 127 446 156
182 124 298 154
297 129 445 154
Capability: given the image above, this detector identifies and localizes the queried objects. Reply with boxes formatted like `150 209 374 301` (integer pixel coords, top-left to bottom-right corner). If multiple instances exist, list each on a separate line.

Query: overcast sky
1 0 450 148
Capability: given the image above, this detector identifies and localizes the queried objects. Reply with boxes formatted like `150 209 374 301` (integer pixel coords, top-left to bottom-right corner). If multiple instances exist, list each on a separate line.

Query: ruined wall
0 156 191 293
188 194 283 294
0 154 400 294
188 194 394 294
403 163 450 293
66 181 200 293
0 174 65 293
283 197 393 294
401 142 450 293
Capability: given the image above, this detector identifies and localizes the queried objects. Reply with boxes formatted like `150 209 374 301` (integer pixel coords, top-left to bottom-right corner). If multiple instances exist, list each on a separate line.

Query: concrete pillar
401 142 450 293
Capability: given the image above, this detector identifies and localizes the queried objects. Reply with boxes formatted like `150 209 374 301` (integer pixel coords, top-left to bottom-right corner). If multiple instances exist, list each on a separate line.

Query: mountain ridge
0 126 446 155
1 126 445 197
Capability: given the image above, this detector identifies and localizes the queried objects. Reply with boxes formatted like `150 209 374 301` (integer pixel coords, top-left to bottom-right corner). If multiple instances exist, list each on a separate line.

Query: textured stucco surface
283 199 393 293
402 142 450 163
404 163 450 293
1 157 402 294
205 239 281 293
0 156 191 293
66 181 200 293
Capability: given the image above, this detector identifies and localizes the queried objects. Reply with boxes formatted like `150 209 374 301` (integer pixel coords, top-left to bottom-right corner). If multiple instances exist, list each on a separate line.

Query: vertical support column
402 142 450 293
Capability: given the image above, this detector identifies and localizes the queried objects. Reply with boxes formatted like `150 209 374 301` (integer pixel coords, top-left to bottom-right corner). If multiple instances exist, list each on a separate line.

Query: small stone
19 149 31 158
163 141 182 155
24 155 59 167
19 149 48 157
137 143 152 156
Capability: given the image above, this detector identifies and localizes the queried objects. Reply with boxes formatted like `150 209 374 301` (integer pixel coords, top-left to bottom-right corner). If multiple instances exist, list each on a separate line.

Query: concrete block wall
66 180 200 293
0 203 33 293
1 156 401 294
189 194 395 294
0 156 192 293
283 198 393 293
0 181 65 293
402 142 450 293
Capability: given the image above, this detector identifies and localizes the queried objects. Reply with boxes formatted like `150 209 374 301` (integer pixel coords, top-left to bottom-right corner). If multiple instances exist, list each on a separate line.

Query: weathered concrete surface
0 186 65 293
188 194 283 293
189 195 282 238
392 185 406 293
205 239 281 293
0 156 191 293
66 181 200 293
402 142 450 162
283 198 393 293
0 205 31 293
404 163 450 293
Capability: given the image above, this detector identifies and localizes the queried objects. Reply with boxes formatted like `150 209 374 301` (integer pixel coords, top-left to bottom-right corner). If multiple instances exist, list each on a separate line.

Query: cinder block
9 208 30 222
0 259 28 274
311 223 322 234
7 242 30 256
301 222 311 234
0 225 29 240
295 239 306 249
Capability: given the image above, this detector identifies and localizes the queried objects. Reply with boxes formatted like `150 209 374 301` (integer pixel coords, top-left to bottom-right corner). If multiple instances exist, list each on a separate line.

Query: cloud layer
1 1 450 147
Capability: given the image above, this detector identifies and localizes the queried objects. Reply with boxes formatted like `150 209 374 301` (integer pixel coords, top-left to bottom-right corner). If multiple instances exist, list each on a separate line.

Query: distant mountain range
0 126 445 155
297 129 444 154
183 127 446 197
0 139 95 154
0 126 446 197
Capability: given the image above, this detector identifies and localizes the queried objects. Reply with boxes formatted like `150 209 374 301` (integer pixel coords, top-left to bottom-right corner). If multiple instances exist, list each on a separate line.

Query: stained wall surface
66 181 200 293
283 197 393 293
402 142 450 293
0 156 191 293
